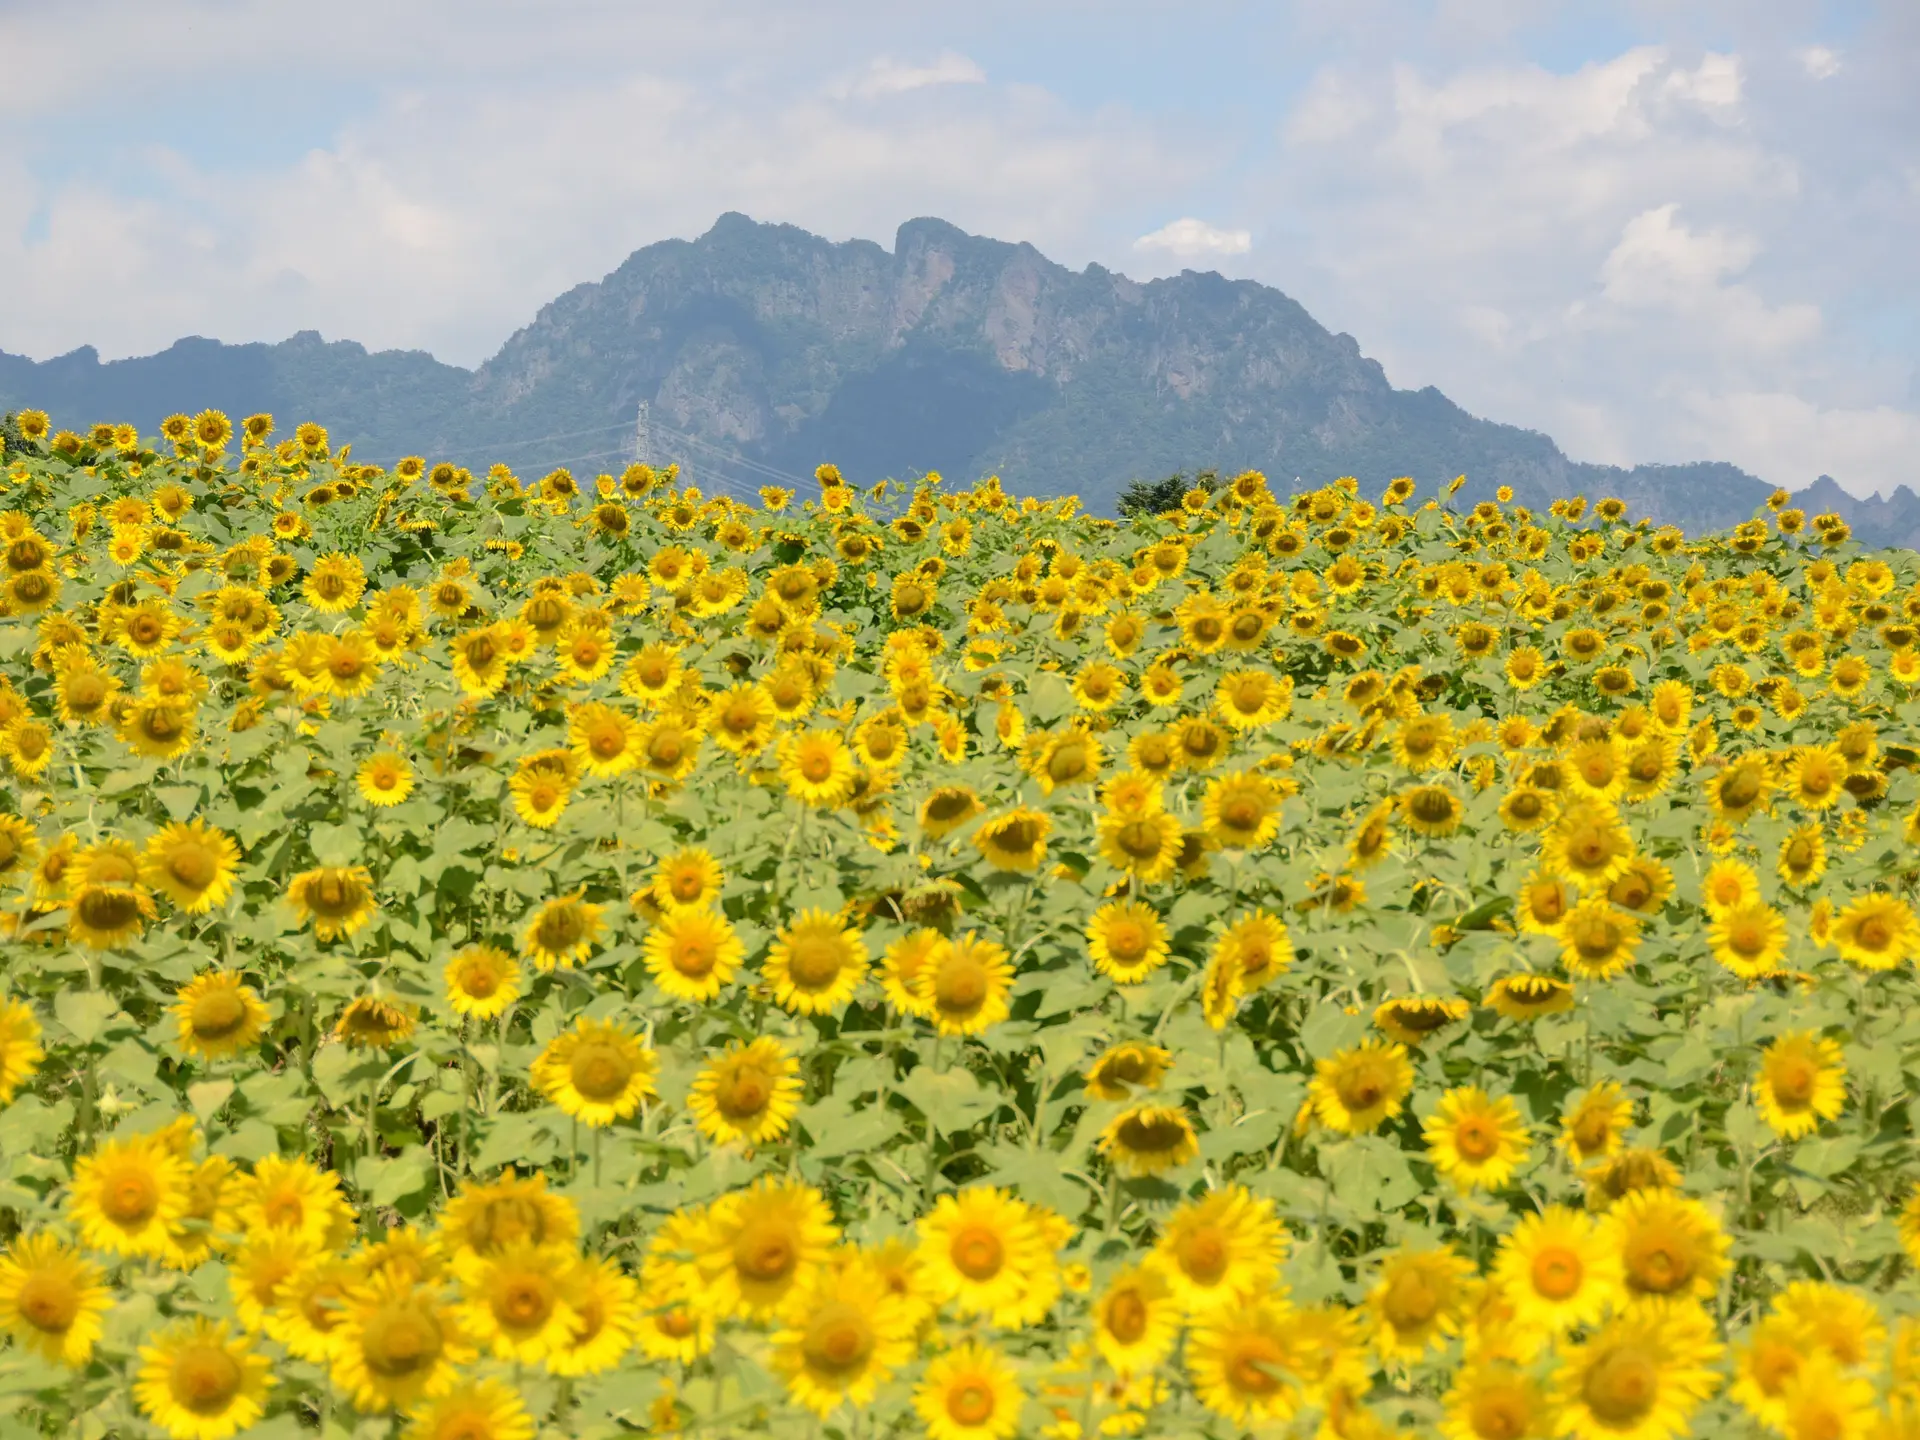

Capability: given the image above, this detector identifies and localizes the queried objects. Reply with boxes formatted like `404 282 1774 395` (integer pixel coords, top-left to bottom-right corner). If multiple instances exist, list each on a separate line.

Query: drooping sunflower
642 905 744 1002
1486 973 1575 1021
973 806 1051 872
443 945 521 1020
918 784 984 839
66 840 158 948
133 1316 274 1440
1754 1031 1846 1138
1374 994 1469 1046
1151 1185 1287 1313
68 1132 186 1258
520 890 605 971
695 1176 840 1320
334 995 418 1049
285 865 377 942
1309 1039 1413 1134
1099 1104 1200 1178
0 1232 112 1366
688 1037 803 1146
1423 1087 1531 1192
915 1339 1023 1440
530 1018 658 1128
764 908 869 1014
1086 900 1170 983
171 971 270 1060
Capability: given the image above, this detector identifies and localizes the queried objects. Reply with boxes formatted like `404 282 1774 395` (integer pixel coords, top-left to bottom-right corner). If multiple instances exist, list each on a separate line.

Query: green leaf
1792 1133 1862 1178
153 784 204 822
53 990 125 1045
307 822 363 867
898 1066 999 1134
795 1092 899 1161
980 1143 1090 1217
1322 1135 1421 1216
187 1080 235 1124
364 1145 436 1206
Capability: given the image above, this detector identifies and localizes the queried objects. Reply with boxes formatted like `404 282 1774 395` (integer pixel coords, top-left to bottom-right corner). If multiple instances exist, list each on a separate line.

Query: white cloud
841 51 987 100
1133 218 1252 259
1800 46 1843 80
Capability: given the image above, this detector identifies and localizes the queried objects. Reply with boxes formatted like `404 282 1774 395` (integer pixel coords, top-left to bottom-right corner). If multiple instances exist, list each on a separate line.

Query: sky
2 0 1916 497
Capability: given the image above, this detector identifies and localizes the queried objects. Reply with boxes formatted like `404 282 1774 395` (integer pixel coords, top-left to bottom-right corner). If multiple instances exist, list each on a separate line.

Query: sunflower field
0 407 1916 1440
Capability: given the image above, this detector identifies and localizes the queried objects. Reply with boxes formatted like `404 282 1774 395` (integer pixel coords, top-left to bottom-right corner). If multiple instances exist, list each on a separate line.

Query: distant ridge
4 213 1916 544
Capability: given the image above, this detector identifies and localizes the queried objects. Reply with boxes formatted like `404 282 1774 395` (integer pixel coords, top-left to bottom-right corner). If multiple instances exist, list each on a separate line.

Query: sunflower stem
593 1125 603 1188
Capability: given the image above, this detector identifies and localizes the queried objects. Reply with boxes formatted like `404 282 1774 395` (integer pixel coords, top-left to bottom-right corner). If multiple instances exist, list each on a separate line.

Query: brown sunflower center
190 988 249 1041
1583 1344 1657 1424
568 1043 633 1102
1531 1246 1583 1300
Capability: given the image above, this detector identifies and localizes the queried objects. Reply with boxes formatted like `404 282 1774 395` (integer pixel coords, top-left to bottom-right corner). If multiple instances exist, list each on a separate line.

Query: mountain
5 212 1918 544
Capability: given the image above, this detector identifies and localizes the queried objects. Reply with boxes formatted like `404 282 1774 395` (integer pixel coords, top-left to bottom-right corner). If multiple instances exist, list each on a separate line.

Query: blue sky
2 0 1915 496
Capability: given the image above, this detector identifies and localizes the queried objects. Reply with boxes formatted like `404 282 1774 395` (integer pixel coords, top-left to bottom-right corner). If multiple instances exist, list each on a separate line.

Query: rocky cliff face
5 213 1916 541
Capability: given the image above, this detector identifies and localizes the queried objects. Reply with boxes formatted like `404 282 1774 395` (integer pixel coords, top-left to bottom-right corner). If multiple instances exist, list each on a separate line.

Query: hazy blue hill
6 212 1919 544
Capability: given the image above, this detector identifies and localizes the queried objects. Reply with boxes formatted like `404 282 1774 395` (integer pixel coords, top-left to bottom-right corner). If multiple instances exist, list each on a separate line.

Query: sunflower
1754 1031 1846 1138
1099 1104 1199 1178
285 865 377 941
1559 1082 1633 1166
1369 1245 1474 1360
650 847 724 912
520 890 605 971
1829 892 1917 969
1026 728 1104 794
443 945 521 1020
779 728 857 807
1729 1314 1816 1429
916 1187 1055 1325
1486 974 1575 1021
1201 769 1285 849
228 1231 314 1330
266 1253 360 1362
543 1254 640 1377
356 752 415 807
688 1037 803 1146
449 627 508 695
65 864 158 948
1151 1185 1286 1313
530 1018 657 1128
1609 1190 1728 1303
695 1176 840 1319
1423 1087 1531 1191
1399 782 1464 837
1551 1303 1722 1440
912 932 1014 1037
440 1173 579 1272
1498 785 1556 833
567 701 642 778
333 995 417 1049
232 1154 354 1249
1707 901 1787 980
330 1272 474 1413
916 1339 1023 1440
0 1232 111 1366
1095 808 1182 881
68 1132 186 1257
709 681 777 755
1185 1299 1304 1427
133 1316 274 1440
1783 743 1846 810
1605 855 1673 915
642 905 744 1001
1706 755 1772 822
1494 1205 1621 1335
1085 900 1170 984
0 997 46 1103
172 971 270 1059
401 1378 536 1440
1374 994 1469 1046
765 909 869 1014
973 806 1051 871
918 784 984 839
770 1258 918 1416
1309 1040 1413 1134
1441 1362 1554 1440
460 1242 581 1362
142 819 240 913
1214 669 1292 729
1090 1264 1179 1377
303 552 367 612
1394 712 1457 772
1543 800 1636 892
1558 895 1641 980
1775 824 1827 888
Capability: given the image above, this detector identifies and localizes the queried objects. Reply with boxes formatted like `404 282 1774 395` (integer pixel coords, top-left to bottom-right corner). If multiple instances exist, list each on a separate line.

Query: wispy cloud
1800 45 1843 80
1133 218 1252 260
839 52 987 101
